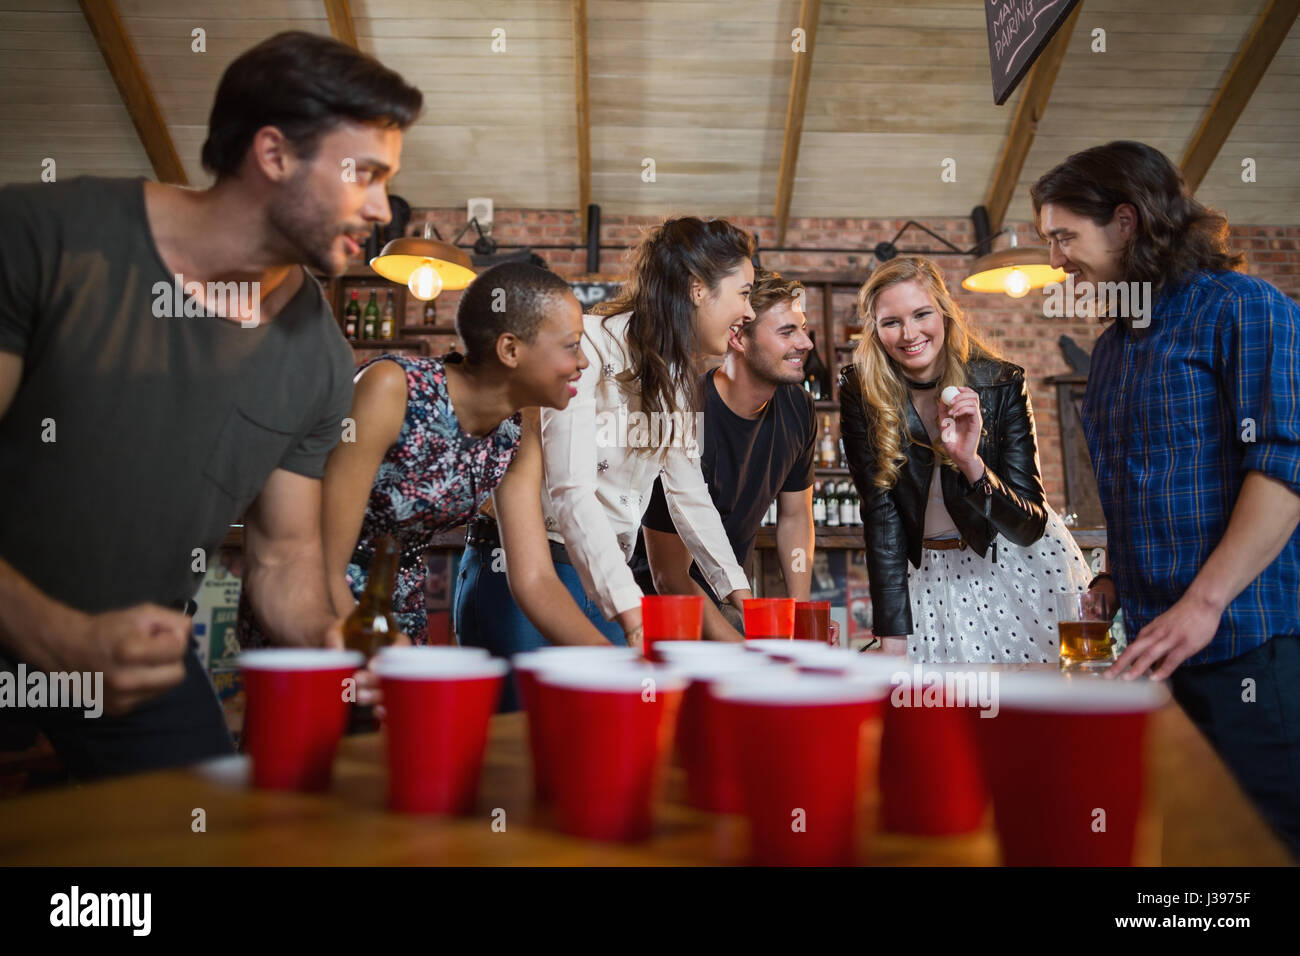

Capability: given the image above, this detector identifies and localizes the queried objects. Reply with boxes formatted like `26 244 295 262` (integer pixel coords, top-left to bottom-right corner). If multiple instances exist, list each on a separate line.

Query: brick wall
406 208 1300 512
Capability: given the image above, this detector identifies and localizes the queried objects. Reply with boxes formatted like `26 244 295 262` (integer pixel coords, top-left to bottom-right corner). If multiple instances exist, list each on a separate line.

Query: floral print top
236 354 520 647
346 355 521 641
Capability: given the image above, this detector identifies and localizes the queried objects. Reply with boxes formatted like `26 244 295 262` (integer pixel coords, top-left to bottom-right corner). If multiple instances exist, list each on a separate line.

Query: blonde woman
839 256 1091 663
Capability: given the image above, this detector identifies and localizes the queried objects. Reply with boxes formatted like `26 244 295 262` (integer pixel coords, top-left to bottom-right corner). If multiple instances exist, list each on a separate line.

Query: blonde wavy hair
851 256 1004 489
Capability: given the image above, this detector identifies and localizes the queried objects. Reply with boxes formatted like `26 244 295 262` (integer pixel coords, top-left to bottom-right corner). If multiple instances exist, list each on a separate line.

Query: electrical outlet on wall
467 198 493 232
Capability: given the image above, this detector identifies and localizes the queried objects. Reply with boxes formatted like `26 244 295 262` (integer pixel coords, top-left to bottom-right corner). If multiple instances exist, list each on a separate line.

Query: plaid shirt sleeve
1219 280 1300 496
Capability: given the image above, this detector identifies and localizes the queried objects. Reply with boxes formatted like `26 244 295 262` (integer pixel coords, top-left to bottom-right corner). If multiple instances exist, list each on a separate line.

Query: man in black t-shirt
631 270 817 641
0 33 423 779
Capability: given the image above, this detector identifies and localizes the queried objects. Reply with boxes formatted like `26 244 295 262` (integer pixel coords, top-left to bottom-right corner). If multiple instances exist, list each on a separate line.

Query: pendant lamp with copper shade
370 222 477 301
961 231 1065 298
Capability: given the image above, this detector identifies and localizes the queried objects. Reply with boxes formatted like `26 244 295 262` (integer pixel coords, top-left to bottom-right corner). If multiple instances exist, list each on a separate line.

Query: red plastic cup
653 641 748 665
713 672 890 865
512 647 643 805
238 649 363 791
672 655 776 813
374 650 508 814
743 598 796 640
533 666 685 841
747 639 846 666
794 601 832 643
872 663 993 835
973 671 1170 865
641 595 704 660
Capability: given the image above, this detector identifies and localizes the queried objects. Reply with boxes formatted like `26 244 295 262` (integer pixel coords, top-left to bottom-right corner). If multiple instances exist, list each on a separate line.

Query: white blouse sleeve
539 334 644 621
659 441 752 601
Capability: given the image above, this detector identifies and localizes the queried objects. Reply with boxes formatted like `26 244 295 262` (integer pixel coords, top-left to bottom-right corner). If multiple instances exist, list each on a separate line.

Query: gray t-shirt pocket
203 405 296 508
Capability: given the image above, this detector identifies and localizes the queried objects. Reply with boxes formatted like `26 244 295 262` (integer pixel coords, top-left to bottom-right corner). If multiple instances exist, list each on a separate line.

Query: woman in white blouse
455 218 758 669
538 217 759 648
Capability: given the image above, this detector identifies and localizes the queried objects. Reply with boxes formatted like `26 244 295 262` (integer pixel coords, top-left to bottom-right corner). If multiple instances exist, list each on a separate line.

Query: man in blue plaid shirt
1033 141 1300 859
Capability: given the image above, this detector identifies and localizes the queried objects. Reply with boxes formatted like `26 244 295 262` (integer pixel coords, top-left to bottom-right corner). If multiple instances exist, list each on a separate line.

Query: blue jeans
453 543 626 711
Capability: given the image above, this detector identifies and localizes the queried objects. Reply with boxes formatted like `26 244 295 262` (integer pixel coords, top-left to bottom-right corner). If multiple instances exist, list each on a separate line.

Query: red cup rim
743 598 795 608
794 601 832 610
377 645 490 661
756 642 845 661
536 666 687 693
237 649 363 671
373 655 508 681
991 670 1171 712
671 656 780 681
513 647 641 673
837 652 910 673
744 638 800 652
712 672 890 705
651 640 745 655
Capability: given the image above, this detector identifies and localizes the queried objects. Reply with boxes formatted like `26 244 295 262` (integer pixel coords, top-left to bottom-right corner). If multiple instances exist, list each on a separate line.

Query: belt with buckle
465 514 572 566
923 537 967 551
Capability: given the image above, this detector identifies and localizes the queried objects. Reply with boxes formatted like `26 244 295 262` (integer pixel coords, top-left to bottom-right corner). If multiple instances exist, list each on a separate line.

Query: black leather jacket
838 358 1048 636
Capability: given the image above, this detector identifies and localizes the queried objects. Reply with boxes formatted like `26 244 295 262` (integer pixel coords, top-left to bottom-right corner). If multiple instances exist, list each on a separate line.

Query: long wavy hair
1030 141 1245 307
851 256 1005 489
593 217 755 449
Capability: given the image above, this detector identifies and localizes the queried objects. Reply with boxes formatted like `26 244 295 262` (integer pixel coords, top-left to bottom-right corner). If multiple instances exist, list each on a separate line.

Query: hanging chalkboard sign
986 0 1080 105
569 280 623 309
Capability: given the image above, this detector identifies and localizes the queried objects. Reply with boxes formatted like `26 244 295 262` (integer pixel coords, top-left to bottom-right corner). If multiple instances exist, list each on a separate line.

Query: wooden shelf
816 467 850 476
754 526 863 550
814 400 838 410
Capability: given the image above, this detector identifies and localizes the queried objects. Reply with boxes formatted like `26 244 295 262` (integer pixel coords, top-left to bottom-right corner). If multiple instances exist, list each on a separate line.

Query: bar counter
0 695 1288 866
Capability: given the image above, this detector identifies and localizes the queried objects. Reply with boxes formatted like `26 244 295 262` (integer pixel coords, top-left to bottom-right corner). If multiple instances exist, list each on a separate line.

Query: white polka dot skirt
906 508 1095 664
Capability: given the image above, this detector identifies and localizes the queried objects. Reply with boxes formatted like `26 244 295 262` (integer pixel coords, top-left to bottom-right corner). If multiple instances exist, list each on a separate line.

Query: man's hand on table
1106 590 1221 682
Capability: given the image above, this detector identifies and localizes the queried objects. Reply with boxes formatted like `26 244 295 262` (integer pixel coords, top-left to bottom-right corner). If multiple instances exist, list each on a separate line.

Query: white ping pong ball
941 386 961 405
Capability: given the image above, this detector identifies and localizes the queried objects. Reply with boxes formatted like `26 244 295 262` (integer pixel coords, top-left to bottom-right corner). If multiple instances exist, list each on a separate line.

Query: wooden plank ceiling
0 0 1297 225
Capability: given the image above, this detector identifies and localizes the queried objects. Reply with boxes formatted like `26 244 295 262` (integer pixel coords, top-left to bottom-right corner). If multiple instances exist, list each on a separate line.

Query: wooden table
0 700 1289 866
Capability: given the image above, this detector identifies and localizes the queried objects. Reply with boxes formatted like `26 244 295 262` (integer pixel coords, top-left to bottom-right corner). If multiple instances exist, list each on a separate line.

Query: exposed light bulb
408 261 443 300
1004 268 1031 298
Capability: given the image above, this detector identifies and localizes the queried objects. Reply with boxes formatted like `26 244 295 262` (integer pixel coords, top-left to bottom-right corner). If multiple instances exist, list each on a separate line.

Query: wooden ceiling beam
983 2 1081 234
78 0 187 185
323 0 359 49
573 0 592 220
774 0 820 246
1180 0 1300 194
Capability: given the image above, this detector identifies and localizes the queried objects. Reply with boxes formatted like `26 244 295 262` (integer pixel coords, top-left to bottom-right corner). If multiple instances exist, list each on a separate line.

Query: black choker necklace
903 375 941 390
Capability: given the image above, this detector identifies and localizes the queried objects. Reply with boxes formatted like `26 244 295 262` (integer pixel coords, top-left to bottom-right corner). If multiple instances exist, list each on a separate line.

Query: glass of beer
1056 591 1115 670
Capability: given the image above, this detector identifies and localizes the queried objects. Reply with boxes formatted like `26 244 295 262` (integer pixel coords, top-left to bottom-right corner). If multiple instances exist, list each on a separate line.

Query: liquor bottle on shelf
803 332 832 401
817 415 838 468
839 481 857 527
342 534 401 733
380 291 396 340
362 290 379 340
825 481 841 528
812 481 827 526
343 289 360 341
423 299 437 326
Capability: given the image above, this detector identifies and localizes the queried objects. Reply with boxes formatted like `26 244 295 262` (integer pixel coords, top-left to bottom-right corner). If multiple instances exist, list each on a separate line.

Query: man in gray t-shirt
0 32 423 779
